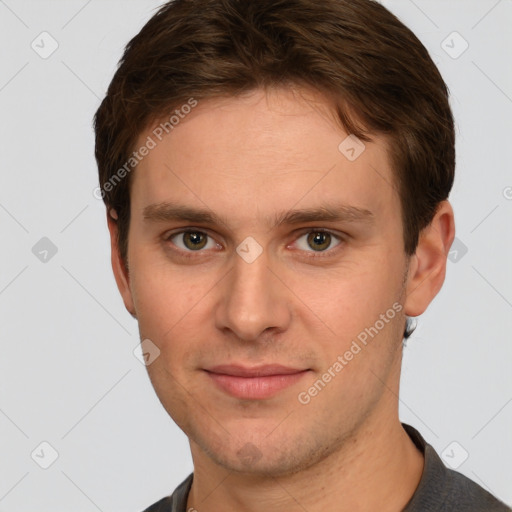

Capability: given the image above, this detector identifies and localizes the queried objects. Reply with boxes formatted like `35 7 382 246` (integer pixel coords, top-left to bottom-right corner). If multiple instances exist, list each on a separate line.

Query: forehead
131 87 398 226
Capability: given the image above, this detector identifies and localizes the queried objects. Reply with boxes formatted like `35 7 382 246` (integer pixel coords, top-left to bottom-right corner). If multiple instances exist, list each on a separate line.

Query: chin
192 424 332 478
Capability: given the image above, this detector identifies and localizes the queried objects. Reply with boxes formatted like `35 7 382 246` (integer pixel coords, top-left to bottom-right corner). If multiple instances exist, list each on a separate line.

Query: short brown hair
94 0 455 337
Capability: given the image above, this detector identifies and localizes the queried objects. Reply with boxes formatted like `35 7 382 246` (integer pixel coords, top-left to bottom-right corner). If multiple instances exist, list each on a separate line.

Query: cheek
128 256 222 368
297 256 403 331
130 248 207 326
294 268 405 403
291 256 406 377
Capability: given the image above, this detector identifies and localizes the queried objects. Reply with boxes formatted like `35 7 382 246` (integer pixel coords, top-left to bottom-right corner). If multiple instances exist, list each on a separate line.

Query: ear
107 209 136 318
404 200 456 317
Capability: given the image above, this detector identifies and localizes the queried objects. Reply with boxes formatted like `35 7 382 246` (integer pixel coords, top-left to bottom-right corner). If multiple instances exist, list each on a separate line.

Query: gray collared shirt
142 423 511 511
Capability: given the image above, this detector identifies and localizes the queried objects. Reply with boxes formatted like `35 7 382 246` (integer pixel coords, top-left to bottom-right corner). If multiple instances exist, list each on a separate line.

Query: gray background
0 0 511 510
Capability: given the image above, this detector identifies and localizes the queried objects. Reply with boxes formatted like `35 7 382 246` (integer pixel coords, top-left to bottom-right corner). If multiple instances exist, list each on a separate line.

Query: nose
214 244 292 343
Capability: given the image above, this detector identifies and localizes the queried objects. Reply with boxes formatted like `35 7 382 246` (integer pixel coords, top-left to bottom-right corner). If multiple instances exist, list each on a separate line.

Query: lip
204 364 310 399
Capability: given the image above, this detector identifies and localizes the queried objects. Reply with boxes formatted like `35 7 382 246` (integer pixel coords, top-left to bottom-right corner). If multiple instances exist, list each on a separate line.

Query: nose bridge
216 243 290 341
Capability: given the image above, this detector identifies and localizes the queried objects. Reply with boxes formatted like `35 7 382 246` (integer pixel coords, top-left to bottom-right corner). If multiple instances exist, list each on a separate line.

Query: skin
108 86 455 511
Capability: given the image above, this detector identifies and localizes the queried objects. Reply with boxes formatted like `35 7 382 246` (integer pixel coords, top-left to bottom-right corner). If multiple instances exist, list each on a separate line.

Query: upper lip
205 364 308 377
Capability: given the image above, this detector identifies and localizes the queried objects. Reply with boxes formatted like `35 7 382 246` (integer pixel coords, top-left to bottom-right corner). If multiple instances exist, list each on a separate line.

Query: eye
167 230 219 252
294 230 342 253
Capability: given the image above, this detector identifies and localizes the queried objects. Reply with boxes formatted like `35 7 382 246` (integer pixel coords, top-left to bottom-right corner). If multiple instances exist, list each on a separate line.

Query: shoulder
440 464 511 511
402 424 511 512
141 473 194 512
142 496 173 512
425 444 511 511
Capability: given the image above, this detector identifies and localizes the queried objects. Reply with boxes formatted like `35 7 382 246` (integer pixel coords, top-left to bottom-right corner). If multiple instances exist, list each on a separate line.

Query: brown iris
182 231 208 250
307 231 331 251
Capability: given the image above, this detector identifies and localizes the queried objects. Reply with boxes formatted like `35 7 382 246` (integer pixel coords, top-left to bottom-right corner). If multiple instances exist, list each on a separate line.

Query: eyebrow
142 201 374 229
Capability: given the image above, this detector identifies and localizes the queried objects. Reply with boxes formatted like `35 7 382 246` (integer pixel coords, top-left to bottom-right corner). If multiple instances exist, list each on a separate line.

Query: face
111 87 429 476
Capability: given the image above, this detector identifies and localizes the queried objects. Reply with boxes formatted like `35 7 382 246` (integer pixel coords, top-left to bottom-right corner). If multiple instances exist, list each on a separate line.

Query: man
94 0 511 510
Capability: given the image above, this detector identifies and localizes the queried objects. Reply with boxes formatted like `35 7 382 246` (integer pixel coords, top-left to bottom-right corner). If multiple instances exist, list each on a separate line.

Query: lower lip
206 371 309 400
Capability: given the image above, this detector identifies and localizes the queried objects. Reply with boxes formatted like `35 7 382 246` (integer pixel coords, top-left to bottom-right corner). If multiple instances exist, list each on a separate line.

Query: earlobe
403 200 456 317
106 209 137 318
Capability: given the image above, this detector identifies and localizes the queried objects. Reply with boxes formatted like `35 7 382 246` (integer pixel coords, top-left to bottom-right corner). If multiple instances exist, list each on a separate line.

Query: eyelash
163 228 345 260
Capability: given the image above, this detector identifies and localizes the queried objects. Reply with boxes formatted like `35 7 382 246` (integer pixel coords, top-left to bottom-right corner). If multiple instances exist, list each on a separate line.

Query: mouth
204 364 310 400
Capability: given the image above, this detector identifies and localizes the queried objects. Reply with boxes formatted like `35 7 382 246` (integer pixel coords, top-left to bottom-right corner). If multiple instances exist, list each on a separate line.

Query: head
94 0 455 475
